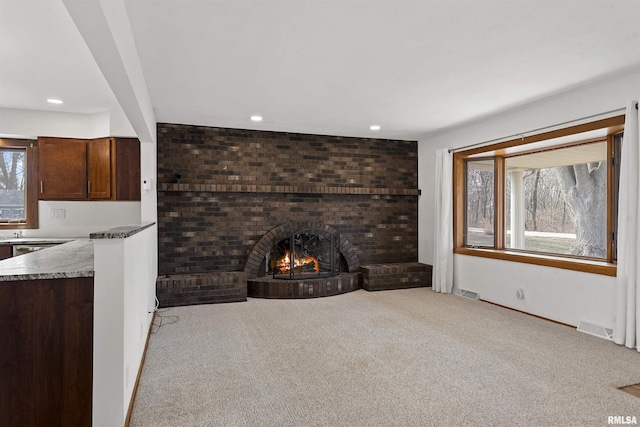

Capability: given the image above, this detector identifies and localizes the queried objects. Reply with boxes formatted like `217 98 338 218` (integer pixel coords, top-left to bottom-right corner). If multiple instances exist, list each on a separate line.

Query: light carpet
130 288 640 427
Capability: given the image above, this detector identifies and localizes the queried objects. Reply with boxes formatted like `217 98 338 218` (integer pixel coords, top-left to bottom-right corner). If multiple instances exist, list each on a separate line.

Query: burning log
273 251 320 275
293 260 318 274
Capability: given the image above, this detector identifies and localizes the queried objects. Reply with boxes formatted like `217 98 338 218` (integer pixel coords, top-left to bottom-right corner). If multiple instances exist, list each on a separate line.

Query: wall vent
577 320 613 340
456 289 479 300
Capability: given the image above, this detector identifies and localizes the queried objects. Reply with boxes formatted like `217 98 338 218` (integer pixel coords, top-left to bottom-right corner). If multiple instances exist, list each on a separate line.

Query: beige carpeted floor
130 288 640 427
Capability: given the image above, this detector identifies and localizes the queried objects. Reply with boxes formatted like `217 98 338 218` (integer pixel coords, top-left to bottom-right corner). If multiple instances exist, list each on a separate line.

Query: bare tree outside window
556 160 607 258
504 141 607 258
0 149 26 221
465 159 494 247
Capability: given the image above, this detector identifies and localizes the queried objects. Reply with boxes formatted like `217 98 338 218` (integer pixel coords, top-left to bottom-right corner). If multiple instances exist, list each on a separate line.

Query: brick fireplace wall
156 123 420 305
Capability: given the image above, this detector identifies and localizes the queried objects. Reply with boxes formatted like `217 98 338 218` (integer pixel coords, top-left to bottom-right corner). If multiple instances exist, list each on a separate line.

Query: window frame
0 138 38 230
453 115 624 277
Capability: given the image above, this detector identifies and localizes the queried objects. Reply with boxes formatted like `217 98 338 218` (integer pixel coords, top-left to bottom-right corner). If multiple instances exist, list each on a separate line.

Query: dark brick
156 123 419 305
156 272 247 307
360 263 433 291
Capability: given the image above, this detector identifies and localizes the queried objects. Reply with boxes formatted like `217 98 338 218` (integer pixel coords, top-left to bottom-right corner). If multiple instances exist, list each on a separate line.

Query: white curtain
614 100 640 351
433 148 454 293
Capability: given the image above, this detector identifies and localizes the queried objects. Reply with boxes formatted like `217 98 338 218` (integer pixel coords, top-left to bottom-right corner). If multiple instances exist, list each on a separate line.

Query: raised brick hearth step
247 273 361 299
360 262 432 291
156 272 247 307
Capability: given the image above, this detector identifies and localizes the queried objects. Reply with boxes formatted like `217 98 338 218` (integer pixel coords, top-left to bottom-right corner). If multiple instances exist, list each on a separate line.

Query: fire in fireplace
268 228 340 279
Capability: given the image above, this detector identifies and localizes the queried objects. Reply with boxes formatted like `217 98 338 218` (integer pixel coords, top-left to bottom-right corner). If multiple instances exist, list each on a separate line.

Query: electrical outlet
49 208 66 219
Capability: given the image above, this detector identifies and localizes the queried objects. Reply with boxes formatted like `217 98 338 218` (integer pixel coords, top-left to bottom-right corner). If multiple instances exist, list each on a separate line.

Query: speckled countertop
0 222 155 282
0 239 94 282
0 237 76 245
89 222 155 239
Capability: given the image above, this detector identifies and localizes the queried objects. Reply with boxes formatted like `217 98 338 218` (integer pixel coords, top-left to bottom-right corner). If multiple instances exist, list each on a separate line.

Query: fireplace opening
267 228 340 280
245 221 360 298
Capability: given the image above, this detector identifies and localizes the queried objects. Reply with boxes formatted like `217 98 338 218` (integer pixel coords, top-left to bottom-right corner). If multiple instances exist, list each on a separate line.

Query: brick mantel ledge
159 183 420 196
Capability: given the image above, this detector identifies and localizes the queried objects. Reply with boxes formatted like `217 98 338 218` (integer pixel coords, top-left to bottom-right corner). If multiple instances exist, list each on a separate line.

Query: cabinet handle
88 181 91 194
40 181 43 194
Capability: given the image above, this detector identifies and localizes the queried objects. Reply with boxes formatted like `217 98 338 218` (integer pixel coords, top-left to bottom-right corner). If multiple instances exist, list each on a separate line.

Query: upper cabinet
112 138 141 201
39 138 88 199
39 137 140 201
87 138 112 199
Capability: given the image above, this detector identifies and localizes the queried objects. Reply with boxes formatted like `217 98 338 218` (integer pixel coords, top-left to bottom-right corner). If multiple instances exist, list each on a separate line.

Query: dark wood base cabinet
0 277 93 426
0 245 11 260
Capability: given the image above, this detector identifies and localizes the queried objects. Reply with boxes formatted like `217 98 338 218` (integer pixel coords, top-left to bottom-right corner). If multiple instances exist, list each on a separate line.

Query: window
454 115 624 276
0 139 38 229
465 159 495 247
504 142 608 257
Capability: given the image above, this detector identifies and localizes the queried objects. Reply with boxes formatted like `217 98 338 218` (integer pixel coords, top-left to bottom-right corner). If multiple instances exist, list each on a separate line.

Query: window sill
0 223 34 230
454 247 616 277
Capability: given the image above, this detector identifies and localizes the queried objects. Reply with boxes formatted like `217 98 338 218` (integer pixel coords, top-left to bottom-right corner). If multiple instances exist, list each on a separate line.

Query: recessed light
47 98 64 104
369 125 381 131
250 115 263 122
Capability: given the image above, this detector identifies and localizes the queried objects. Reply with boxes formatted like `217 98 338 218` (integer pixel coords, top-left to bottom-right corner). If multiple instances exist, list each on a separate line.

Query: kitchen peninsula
0 238 93 280
0 222 156 427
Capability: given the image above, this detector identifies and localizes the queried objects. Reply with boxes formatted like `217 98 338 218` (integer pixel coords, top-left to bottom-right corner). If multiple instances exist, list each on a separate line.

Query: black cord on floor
151 308 179 334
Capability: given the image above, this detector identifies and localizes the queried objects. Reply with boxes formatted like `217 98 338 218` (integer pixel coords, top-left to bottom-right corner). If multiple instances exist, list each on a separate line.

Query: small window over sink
0 139 38 229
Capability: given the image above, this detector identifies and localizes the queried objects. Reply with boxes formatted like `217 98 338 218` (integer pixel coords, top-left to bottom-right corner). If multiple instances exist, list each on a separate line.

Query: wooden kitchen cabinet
113 137 141 201
87 138 112 199
0 276 94 426
39 137 140 201
0 245 12 260
39 138 87 199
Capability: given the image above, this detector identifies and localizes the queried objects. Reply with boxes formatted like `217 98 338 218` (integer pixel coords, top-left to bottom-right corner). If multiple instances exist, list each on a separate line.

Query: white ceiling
0 0 121 113
1 0 639 141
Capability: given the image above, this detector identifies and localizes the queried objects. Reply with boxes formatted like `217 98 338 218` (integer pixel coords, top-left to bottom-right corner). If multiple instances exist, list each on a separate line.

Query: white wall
454 255 616 327
140 141 157 222
122 226 157 416
93 224 157 427
418 69 640 327
0 107 135 139
12 201 140 238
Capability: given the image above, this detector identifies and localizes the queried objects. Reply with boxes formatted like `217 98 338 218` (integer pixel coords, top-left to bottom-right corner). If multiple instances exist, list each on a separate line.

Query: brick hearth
247 273 361 299
156 272 247 306
361 263 432 291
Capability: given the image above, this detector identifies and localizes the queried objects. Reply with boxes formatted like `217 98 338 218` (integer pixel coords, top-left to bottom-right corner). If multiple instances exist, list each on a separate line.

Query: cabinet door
39 138 87 200
0 245 12 260
114 138 141 201
88 138 112 199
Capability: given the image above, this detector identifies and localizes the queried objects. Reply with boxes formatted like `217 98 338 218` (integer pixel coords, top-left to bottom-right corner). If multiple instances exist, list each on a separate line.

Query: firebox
268 228 340 279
